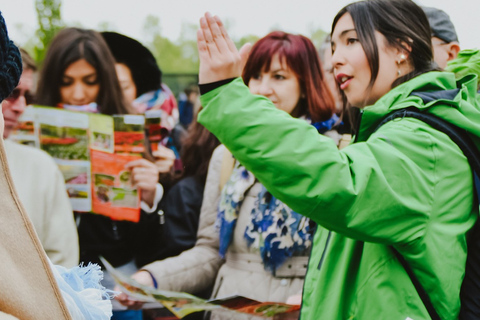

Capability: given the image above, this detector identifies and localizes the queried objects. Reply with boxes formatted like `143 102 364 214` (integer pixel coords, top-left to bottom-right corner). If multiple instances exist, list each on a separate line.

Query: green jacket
198 71 480 319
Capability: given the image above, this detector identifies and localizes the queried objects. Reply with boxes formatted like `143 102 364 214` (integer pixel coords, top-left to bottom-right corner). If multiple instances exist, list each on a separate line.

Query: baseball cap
422 6 459 43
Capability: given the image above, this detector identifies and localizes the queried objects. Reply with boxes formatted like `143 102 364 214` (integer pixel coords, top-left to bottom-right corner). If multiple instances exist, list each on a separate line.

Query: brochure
100 257 301 319
91 150 142 222
144 109 164 153
8 105 150 221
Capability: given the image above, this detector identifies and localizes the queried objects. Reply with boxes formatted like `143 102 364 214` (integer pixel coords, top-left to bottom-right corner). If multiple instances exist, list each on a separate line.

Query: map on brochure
101 257 301 319
9 105 163 222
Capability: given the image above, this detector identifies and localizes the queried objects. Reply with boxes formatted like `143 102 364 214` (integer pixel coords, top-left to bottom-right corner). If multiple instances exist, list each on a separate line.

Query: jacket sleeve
198 78 473 244
141 145 225 293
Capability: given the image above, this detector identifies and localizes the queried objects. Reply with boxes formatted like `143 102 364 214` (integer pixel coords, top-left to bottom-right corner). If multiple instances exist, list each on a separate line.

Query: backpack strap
375 107 480 320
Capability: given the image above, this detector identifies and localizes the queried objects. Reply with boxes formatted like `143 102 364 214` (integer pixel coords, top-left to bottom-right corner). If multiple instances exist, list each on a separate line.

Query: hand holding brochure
100 257 300 319
9 105 165 222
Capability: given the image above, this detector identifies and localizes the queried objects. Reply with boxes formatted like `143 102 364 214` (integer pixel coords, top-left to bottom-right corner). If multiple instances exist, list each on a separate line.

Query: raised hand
197 12 252 84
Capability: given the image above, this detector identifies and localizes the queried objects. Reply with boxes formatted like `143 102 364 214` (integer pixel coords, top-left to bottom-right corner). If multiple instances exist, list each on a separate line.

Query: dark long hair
179 117 220 185
332 0 436 93
36 28 130 115
242 31 335 122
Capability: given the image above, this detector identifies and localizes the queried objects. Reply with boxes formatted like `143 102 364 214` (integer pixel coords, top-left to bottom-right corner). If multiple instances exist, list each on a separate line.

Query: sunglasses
5 88 35 105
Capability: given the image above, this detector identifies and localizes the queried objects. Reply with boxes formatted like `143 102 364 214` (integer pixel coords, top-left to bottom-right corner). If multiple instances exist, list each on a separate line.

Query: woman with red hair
118 31 335 317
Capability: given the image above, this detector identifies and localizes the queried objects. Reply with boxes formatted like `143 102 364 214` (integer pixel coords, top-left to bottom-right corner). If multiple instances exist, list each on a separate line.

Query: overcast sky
2 0 479 50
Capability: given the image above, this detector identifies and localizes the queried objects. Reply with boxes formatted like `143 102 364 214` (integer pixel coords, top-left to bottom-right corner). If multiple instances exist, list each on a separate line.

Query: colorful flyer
8 105 37 147
89 113 114 153
9 105 158 219
113 115 145 155
101 257 301 319
144 109 163 152
36 106 92 211
56 159 92 212
91 150 141 222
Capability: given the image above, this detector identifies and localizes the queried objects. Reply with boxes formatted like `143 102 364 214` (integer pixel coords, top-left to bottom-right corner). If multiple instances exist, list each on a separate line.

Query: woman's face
115 63 137 106
331 13 404 108
248 54 302 115
60 59 100 106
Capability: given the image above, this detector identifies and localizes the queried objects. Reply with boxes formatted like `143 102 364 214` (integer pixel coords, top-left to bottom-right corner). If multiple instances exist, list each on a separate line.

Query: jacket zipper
317 231 332 270
353 109 364 143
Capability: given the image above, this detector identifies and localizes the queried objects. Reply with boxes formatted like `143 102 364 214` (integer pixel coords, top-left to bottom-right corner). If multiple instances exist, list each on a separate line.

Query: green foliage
143 15 199 74
34 0 64 64
307 23 329 51
235 34 260 49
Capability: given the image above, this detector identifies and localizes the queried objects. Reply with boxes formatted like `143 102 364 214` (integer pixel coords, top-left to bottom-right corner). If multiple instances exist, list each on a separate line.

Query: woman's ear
395 40 414 77
397 39 412 62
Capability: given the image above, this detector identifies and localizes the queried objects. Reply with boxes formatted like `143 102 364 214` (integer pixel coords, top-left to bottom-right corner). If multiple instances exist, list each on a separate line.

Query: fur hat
0 12 22 102
101 32 162 97
422 7 459 43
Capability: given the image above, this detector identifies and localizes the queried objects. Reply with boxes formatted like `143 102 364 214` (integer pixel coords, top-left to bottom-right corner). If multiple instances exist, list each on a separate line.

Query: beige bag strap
0 138 71 319
219 147 235 192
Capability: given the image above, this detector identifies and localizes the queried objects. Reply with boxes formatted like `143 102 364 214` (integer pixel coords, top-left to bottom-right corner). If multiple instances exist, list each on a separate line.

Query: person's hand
115 271 155 309
125 159 159 207
197 12 252 84
152 145 176 174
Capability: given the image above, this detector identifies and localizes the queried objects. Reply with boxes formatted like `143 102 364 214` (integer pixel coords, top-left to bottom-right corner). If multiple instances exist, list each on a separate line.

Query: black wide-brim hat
102 31 162 97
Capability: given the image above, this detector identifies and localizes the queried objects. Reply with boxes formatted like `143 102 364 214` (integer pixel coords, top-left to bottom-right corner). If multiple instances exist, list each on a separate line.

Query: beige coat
143 145 307 303
0 138 71 319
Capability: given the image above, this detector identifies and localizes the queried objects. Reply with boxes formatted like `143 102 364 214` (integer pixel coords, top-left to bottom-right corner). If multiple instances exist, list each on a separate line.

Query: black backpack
375 106 480 320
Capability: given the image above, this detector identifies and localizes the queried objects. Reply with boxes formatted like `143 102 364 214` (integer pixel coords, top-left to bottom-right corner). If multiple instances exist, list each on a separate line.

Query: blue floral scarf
216 116 337 272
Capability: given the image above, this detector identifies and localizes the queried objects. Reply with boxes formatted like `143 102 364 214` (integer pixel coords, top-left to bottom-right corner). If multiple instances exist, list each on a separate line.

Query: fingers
152 145 176 161
152 146 175 174
115 291 144 309
125 159 159 191
205 12 230 54
131 167 158 191
239 42 253 72
197 12 243 83
125 158 151 169
199 15 218 55
214 15 237 53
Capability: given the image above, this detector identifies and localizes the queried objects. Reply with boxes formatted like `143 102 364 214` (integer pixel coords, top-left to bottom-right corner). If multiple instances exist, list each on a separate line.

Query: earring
397 60 402 77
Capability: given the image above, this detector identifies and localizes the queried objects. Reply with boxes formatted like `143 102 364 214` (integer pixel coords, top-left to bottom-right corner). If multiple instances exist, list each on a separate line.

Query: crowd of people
0 0 479 319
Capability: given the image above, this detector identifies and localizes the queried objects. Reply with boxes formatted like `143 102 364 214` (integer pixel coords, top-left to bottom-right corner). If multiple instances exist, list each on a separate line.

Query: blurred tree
34 0 64 63
235 34 259 49
97 21 118 32
143 16 199 74
307 23 328 50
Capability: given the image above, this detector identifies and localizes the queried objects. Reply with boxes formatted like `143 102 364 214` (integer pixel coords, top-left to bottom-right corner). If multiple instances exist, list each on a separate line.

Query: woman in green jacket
195 0 480 319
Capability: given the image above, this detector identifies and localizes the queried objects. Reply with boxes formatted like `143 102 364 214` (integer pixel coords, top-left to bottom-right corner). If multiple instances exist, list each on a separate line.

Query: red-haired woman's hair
242 31 335 122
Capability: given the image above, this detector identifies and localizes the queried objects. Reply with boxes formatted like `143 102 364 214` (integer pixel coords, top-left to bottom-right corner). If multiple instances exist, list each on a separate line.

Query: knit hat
0 12 22 102
101 32 161 97
422 7 459 43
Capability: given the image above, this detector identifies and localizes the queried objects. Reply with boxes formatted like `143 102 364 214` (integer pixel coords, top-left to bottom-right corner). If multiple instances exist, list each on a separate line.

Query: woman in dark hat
102 32 183 181
101 32 178 131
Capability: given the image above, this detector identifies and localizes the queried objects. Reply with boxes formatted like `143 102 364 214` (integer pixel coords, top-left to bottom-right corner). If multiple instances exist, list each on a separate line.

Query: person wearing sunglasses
2 48 79 268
